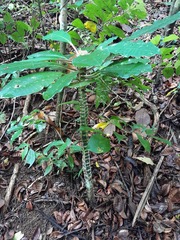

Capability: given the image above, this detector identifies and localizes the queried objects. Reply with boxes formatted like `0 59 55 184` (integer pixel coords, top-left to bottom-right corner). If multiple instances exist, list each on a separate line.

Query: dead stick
2 163 20 213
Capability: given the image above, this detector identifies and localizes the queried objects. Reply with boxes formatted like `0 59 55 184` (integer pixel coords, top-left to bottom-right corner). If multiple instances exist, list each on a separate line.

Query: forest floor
0 1 180 240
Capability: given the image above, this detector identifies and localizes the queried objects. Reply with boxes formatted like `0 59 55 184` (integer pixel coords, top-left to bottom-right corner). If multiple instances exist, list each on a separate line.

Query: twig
132 154 165 227
2 163 20 213
132 136 172 227
22 94 31 116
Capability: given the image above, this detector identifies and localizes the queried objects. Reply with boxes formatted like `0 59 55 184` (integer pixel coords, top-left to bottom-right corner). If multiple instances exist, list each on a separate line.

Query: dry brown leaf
51 231 64 238
118 229 129 239
97 179 107 189
113 195 124 213
26 200 33 211
53 211 63 224
103 123 116 136
135 108 151 126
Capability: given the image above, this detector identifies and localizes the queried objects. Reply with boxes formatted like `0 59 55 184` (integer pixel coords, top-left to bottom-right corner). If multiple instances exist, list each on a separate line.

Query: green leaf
125 11 180 41
25 148 36 167
27 50 67 61
72 49 110 67
175 59 180 75
0 33 7 44
0 59 60 76
113 132 126 143
162 67 174 78
16 21 32 33
68 155 74 169
97 37 117 50
10 129 23 144
44 165 53 176
72 18 85 29
43 71 78 100
3 12 13 23
102 59 152 78
30 17 40 30
21 145 29 160
43 30 72 44
153 136 172 146
106 25 125 38
0 72 62 98
163 34 179 42
160 47 174 59
88 133 111 153
10 31 25 43
70 144 82 154
118 0 132 10
136 133 151 153
57 138 71 157
43 140 64 155
151 35 161 45
108 40 160 57
54 159 67 169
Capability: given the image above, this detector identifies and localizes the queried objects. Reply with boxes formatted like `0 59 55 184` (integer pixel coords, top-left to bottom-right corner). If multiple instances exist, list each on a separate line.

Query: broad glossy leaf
88 133 111 153
0 72 62 98
108 40 160 57
72 49 110 67
43 30 72 44
27 50 67 60
43 71 78 100
0 59 60 76
102 59 151 78
97 37 117 50
125 11 180 41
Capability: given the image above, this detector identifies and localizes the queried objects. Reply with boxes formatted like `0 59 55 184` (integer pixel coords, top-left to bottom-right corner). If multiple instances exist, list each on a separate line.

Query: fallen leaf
103 123 116 136
93 122 109 130
135 108 151 126
135 156 154 165
84 21 97 33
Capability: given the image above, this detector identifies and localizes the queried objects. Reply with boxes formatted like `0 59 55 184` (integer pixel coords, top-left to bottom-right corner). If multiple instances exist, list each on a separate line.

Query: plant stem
79 86 94 205
55 0 67 127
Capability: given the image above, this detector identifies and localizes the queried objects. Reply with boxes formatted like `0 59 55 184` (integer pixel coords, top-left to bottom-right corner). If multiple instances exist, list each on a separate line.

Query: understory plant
0 10 180 204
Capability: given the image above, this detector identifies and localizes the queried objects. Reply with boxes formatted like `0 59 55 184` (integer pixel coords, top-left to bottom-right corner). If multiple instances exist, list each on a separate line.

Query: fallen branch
2 163 20 213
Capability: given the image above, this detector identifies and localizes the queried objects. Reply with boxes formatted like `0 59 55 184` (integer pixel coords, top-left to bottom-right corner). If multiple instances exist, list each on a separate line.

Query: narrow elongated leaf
108 40 160 57
0 72 62 98
125 11 180 41
43 30 72 44
136 133 151 153
72 49 110 67
43 71 78 100
0 59 60 76
27 50 67 60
